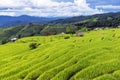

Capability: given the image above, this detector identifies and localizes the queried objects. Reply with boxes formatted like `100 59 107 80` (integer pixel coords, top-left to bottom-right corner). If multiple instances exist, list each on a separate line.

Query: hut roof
11 38 17 41
76 32 84 37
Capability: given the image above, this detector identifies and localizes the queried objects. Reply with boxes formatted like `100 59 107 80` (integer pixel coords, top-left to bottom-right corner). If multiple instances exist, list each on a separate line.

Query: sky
0 0 119 17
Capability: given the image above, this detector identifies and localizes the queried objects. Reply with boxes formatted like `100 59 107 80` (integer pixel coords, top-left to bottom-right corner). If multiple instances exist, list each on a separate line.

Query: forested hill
49 12 120 25
0 12 120 44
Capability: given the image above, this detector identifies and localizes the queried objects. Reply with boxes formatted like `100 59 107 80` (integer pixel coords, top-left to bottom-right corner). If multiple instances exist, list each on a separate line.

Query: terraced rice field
0 28 120 80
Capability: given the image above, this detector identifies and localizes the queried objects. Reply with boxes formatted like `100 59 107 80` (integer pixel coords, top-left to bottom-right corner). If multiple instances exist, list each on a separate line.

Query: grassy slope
0 28 120 80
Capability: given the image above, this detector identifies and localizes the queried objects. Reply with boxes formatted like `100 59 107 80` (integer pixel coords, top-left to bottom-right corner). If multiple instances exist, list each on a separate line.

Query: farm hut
118 26 120 28
61 32 65 34
76 32 84 37
11 38 18 42
94 28 102 30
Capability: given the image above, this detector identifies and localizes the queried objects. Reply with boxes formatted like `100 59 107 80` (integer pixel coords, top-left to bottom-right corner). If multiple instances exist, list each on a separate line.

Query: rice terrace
0 28 120 80
0 0 120 80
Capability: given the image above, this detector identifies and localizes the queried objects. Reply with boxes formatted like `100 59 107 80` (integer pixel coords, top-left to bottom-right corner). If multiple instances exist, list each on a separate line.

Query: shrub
64 36 70 39
89 39 92 42
101 37 104 40
29 43 40 50
1 40 7 45
112 33 116 37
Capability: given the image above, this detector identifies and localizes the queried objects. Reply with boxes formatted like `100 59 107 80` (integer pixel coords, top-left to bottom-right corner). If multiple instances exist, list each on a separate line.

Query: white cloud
96 5 120 9
0 12 16 16
0 0 26 8
0 0 103 17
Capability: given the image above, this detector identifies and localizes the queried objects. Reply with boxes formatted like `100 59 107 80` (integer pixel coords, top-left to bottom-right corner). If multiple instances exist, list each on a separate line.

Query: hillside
0 12 120 44
49 12 120 29
0 28 120 80
49 12 120 24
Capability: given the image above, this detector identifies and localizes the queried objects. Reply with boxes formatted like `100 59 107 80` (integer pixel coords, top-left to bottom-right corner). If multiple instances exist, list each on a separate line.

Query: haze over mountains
0 15 63 28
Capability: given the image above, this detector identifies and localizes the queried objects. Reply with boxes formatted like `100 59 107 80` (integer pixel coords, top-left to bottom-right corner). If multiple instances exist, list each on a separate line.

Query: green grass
0 28 120 80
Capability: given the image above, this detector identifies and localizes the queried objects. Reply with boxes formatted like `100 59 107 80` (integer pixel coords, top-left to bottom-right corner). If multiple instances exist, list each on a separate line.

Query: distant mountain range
0 15 64 28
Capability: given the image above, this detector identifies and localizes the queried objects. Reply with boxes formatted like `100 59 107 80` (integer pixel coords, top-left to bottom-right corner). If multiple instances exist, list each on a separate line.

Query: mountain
49 12 120 24
0 12 120 43
0 15 62 28
48 12 120 30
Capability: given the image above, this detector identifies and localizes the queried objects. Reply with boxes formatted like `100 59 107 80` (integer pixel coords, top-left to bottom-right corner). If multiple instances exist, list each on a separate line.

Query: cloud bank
96 5 120 9
0 0 104 17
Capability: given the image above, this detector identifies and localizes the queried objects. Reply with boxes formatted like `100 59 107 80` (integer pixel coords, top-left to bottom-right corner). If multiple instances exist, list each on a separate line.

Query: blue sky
87 0 120 12
54 0 120 11
0 0 119 17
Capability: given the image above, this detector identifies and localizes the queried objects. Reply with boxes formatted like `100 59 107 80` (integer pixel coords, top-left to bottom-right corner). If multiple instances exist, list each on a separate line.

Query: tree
1 40 7 44
66 25 77 34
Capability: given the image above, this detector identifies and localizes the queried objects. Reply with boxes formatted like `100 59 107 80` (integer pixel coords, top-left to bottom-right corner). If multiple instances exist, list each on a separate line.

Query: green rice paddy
0 28 120 80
